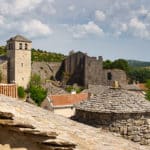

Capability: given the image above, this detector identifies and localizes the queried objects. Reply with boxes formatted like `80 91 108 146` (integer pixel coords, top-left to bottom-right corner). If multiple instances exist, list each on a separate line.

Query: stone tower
7 35 32 89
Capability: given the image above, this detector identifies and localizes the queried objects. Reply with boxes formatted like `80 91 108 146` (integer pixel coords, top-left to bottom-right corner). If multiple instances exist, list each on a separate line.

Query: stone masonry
75 87 150 145
0 95 149 150
56 51 127 87
7 35 32 89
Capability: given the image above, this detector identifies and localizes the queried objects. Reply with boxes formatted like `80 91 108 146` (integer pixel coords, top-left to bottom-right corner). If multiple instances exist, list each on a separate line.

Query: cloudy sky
0 0 150 61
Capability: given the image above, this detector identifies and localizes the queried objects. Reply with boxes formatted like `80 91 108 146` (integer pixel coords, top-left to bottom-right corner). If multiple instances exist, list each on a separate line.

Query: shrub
18 86 26 98
145 91 150 101
29 85 47 105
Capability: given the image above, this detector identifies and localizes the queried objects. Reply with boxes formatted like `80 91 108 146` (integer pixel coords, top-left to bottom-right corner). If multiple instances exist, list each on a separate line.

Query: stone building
74 87 150 145
56 51 127 87
7 35 32 88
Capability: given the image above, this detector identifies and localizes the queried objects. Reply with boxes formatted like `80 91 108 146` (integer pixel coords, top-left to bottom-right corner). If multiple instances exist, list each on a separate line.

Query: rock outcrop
0 94 149 150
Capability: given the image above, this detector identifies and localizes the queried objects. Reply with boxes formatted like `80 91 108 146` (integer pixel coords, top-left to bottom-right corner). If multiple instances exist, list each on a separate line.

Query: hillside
0 46 65 62
127 60 150 68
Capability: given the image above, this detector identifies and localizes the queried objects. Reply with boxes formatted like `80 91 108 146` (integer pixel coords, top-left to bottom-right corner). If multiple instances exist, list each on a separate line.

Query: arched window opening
25 43 28 50
19 43 22 50
107 72 112 80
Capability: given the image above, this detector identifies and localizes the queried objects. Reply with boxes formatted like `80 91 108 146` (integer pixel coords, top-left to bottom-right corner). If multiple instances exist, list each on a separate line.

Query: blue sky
0 0 150 61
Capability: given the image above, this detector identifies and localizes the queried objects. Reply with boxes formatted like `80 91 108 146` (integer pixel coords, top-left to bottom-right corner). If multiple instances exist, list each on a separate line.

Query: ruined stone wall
75 110 150 145
102 69 127 86
32 62 61 82
84 56 103 87
63 52 85 85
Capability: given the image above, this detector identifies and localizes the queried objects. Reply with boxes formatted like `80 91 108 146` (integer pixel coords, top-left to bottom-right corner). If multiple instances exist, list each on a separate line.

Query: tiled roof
49 93 89 106
136 83 147 91
76 88 150 113
7 35 32 43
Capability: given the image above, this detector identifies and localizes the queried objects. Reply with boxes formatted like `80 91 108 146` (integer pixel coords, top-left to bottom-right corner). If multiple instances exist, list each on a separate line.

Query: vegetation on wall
65 85 84 93
28 74 47 105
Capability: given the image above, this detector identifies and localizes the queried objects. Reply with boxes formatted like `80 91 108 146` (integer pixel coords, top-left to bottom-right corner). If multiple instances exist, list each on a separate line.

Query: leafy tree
128 68 150 83
18 86 26 99
103 60 113 69
112 59 129 73
28 73 47 105
146 79 150 89
29 85 47 105
30 74 41 86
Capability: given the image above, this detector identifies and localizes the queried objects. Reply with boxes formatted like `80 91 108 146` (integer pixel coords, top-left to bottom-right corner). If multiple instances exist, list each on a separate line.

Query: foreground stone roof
77 88 150 113
7 35 32 43
0 95 149 150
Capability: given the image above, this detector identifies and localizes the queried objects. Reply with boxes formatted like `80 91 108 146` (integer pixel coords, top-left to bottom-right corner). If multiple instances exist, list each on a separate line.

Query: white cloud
129 18 150 39
129 18 146 30
0 16 5 25
95 10 106 21
70 21 103 38
68 5 76 12
0 0 43 15
22 19 53 38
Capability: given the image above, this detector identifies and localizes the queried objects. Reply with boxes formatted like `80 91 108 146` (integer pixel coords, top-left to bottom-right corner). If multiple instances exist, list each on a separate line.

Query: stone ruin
56 51 127 88
74 86 150 145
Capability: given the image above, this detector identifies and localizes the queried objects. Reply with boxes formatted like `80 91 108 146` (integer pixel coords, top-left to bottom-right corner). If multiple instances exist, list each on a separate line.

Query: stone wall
84 56 103 87
75 110 150 145
102 69 127 86
32 62 61 83
57 52 104 87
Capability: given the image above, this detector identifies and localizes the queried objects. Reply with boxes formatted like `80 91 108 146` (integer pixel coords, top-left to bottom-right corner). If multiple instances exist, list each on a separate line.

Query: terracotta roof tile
49 93 89 106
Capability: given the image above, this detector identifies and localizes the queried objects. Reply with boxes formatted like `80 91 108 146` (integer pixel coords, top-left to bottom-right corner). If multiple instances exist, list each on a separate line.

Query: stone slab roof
76 88 150 113
7 35 32 43
0 95 149 150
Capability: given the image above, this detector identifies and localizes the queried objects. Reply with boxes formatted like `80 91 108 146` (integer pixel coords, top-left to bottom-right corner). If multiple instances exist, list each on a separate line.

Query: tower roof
7 35 32 43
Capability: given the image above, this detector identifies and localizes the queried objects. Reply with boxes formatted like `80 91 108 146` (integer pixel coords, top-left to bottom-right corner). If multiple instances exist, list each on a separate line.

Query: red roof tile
49 93 89 106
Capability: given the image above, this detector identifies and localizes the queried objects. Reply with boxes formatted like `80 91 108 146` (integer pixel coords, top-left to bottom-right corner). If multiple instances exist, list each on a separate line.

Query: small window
22 77 24 81
25 43 28 50
19 43 22 50
21 63 23 67
107 72 112 80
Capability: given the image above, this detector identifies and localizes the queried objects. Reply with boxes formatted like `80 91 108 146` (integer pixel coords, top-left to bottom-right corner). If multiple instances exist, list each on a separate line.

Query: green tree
30 74 41 86
112 59 129 73
103 60 113 69
128 68 150 83
28 73 47 105
29 85 47 105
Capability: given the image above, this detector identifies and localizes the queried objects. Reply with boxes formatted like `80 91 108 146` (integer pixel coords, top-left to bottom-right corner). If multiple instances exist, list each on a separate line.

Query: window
21 63 23 67
25 43 28 50
9 43 13 50
107 72 112 80
19 43 22 50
